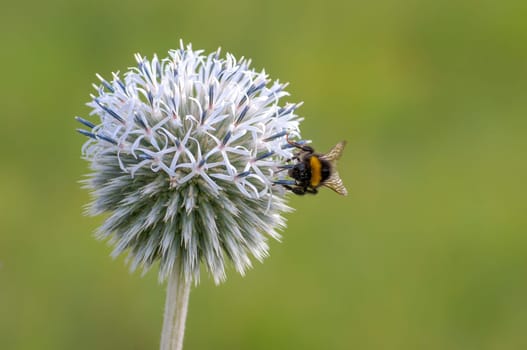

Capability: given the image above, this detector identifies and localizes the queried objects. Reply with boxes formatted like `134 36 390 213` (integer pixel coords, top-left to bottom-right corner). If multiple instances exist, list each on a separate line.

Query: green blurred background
1 0 526 349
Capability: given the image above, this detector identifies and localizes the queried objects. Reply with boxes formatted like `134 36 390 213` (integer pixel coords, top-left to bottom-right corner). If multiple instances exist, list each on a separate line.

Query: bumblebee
277 135 348 196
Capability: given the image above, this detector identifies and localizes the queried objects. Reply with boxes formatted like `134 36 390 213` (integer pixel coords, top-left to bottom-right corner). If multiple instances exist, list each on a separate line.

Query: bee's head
288 162 310 182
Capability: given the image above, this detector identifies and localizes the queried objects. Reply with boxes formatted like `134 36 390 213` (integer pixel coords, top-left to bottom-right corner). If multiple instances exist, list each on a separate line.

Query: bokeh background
1 0 526 349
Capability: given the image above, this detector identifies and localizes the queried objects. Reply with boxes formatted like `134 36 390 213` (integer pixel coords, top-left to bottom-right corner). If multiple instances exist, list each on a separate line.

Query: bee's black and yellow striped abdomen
308 156 331 188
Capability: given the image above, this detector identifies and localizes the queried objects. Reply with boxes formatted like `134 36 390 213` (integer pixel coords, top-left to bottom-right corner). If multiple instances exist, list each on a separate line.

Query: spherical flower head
77 43 303 284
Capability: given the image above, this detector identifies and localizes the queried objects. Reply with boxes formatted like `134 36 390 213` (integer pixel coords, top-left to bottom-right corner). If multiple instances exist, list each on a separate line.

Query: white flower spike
77 42 304 285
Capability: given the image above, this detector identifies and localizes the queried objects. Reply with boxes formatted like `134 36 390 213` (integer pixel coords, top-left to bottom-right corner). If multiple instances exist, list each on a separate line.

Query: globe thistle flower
77 42 304 350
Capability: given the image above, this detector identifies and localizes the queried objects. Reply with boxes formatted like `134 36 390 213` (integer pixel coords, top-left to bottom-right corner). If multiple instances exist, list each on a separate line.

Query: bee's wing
320 141 346 162
320 141 348 196
322 170 348 196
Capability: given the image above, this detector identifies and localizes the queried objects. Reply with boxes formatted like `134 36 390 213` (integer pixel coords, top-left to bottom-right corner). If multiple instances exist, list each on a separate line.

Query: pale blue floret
75 116 96 129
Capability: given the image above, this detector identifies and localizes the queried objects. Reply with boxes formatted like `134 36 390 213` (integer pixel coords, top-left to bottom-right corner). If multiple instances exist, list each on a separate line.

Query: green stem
160 256 191 350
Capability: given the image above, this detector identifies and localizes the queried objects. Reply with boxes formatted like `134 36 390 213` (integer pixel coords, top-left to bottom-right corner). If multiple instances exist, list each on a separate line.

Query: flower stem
160 256 191 350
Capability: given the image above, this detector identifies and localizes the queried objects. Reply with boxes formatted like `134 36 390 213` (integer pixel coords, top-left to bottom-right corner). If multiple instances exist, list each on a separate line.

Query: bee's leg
290 186 308 195
279 184 307 195
275 164 294 174
306 187 318 195
286 134 314 154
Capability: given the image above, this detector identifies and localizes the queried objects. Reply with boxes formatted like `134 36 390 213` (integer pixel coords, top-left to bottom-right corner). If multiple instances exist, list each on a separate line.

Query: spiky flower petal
78 43 303 283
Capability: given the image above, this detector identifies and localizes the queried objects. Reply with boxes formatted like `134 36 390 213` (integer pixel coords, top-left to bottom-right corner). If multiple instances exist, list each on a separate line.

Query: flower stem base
160 257 191 350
